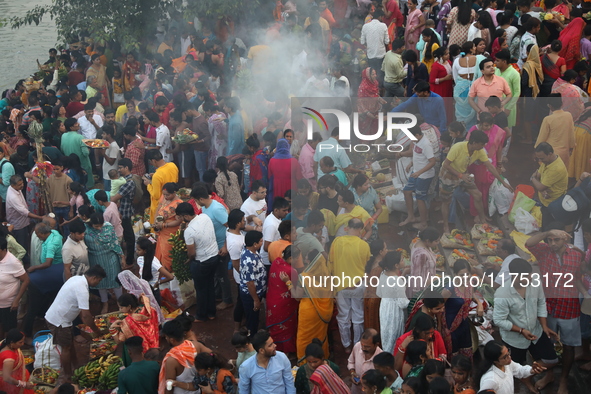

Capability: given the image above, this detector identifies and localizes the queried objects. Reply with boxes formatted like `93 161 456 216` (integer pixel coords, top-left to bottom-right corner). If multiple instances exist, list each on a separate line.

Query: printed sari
0 349 34 394
296 253 334 360
266 257 299 353
155 194 183 272
86 64 111 107
118 295 160 351
122 60 142 92
552 77 587 122
158 340 197 394
310 364 350 394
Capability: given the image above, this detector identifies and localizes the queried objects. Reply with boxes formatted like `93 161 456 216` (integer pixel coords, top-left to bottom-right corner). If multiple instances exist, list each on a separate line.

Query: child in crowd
108 169 126 198
485 96 511 159
112 69 125 108
448 121 465 145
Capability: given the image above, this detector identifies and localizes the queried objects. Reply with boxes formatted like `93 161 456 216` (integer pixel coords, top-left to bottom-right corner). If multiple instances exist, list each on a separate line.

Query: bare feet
523 380 539 394
580 361 591 371
100 302 109 315
399 217 418 227
412 222 428 231
216 302 234 311
557 380 569 394
534 373 554 391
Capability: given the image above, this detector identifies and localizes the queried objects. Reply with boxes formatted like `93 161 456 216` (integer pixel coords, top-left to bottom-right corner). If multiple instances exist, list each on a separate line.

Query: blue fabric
273 139 292 159
391 92 447 131
201 200 229 249
238 350 296 394
227 112 245 155
29 263 64 294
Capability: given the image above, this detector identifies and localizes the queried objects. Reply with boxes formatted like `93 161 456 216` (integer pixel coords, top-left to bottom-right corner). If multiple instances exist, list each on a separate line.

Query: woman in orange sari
153 183 183 272
112 293 160 366
122 52 142 92
0 330 35 393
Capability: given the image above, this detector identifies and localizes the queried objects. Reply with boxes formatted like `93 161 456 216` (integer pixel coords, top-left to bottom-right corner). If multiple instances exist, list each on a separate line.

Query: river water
0 0 57 91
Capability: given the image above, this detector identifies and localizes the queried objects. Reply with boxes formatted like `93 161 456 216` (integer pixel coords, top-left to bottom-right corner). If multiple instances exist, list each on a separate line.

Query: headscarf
357 67 379 98
522 44 543 98
491 38 502 61
310 364 351 394
273 138 292 159
558 17 586 69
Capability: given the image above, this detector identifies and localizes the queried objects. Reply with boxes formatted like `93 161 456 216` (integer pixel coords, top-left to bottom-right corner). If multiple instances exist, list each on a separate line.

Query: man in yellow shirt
157 34 174 56
143 150 179 223
535 94 575 168
531 142 568 230
329 218 370 352
439 130 512 232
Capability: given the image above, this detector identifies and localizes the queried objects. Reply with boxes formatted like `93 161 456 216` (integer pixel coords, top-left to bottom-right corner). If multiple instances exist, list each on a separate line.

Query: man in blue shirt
390 81 447 131
239 330 296 394
225 96 245 155
191 182 233 309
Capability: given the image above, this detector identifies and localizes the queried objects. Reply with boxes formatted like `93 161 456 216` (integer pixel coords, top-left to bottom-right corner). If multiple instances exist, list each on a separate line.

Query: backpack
131 174 144 206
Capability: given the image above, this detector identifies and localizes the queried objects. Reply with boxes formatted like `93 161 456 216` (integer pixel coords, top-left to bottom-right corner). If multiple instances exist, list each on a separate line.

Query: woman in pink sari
552 70 587 122
467 112 505 216
266 246 300 354
405 0 425 56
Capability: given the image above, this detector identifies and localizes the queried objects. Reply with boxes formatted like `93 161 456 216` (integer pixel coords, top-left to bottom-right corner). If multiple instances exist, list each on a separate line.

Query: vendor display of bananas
72 354 122 389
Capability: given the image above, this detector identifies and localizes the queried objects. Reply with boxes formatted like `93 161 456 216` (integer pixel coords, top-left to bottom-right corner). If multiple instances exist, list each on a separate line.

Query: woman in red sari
268 139 302 204
266 246 300 355
0 330 35 393
558 17 585 69
429 47 454 122
112 293 160 366
357 67 385 136
122 52 142 92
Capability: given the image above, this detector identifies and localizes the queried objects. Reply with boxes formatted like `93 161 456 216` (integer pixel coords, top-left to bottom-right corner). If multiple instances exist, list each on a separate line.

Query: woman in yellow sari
283 250 335 360
86 54 111 107
568 105 591 179
153 183 183 272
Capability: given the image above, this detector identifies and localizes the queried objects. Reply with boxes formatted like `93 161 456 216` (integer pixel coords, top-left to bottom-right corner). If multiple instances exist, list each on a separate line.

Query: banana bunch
98 363 121 390
72 354 122 388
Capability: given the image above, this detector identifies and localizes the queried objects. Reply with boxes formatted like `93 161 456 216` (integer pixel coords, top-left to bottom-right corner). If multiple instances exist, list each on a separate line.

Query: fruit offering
82 139 110 148
396 248 411 266
486 256 503 266
441 230 474 249
31 367 59 386
172 128 198 144
24 356 34 365
449 249 479 267
89 336 117 359
73 354 122 389
471 224 503 240
477 239 498 256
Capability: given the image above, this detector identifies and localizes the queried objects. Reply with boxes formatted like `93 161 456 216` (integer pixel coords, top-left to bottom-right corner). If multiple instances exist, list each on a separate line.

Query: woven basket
30 367 59 387
477 240 497 256
470 224 502 240
440 234 474 250
448 251 479 267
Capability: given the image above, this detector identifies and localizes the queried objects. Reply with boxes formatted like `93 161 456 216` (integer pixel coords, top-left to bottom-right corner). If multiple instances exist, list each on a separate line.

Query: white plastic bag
160 277 196 310
488 178 514 216
514 207 539 235
34 334 62 370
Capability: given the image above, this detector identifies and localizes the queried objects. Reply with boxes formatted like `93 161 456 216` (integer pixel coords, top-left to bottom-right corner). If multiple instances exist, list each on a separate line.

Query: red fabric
121 298 160 352
393 331 447 374
67 70 86 86
358 67 380 98
542 55 566 80
527 243 583 319
268 157 302 204
66 101 84 118
0 349 35 394
211 193 229 211
124 138 146 177
558 17 586 69
332 0 348 27
122 60 142 91
188 198 202 215
429 62 453 97
266 257 299 353
250 149 269 189
384 0 403 27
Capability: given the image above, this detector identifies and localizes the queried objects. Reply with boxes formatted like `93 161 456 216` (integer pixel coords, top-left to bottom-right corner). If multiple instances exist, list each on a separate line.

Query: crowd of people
1 0 591 393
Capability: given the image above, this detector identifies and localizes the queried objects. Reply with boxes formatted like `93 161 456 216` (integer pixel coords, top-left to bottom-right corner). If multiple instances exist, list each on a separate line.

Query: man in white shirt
45 265 107 377
260 197 291 266
360 9 389 84
146 111 172 162
494 238 521 287
240 180 268 228
227 209 247 331
62 219 89 280
99 125 121 192
77 102 104 139
176 202 220 322
180 28 192 55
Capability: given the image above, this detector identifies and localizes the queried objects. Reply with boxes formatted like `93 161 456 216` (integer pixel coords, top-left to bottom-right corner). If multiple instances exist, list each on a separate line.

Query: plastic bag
160 278 196 311
34 334 62 370
514 207 539 234
509 192 536 223
488 177 514 216
530 206 543 228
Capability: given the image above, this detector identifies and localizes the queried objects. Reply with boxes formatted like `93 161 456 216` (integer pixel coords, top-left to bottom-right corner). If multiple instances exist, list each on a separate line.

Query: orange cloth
158 341 196 394
119 295 160 352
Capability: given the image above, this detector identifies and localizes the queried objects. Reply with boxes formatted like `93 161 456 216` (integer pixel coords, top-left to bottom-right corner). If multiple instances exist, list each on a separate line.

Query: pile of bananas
72 354 122 389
